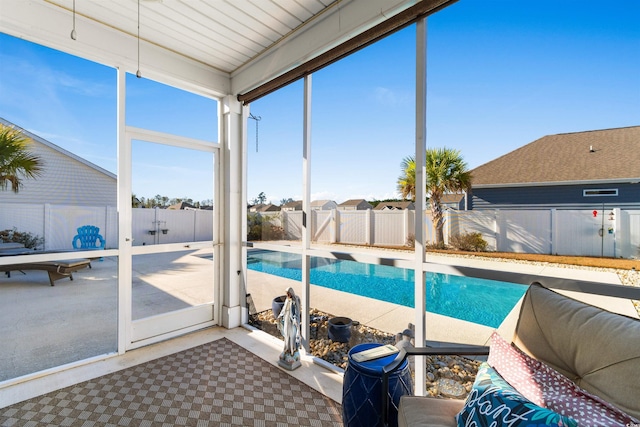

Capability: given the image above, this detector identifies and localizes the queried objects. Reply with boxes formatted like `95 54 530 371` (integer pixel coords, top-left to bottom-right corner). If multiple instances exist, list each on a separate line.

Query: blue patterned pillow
456 363 577 427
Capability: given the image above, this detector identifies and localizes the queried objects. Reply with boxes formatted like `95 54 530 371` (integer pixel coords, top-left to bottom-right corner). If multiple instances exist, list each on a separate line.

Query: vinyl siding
0 141 116 206
471 182 640 209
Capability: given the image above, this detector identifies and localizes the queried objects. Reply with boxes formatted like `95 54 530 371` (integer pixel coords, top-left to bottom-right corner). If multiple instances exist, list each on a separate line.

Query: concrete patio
1 244 637 412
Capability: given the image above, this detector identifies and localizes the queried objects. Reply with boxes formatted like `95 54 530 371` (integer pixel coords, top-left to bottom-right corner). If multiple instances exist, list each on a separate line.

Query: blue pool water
247 250 527 328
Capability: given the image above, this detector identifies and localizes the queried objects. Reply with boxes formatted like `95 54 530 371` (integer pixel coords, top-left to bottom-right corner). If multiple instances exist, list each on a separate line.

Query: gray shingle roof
282 200 302 209
338 199 369 206
373 201 415 210
311 199 334 207
471 126 640 187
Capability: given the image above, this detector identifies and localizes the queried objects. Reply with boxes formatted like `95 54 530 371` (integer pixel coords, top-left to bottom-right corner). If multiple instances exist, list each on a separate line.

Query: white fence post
283 210 288 239
43 203 51 251
331 208 337 243
444 210 450 246
614 208 621 258
551 209 557 255
366 209 372 245
493 210 500 251
404 209 410 244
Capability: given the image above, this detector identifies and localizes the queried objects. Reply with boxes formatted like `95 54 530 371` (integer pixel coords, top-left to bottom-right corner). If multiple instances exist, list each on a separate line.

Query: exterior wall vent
583 188 618 197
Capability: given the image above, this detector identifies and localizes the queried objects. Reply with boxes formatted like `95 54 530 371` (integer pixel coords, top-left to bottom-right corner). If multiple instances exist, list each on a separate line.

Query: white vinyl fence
259 207 639 259
0 203 213 250
3 203 638 258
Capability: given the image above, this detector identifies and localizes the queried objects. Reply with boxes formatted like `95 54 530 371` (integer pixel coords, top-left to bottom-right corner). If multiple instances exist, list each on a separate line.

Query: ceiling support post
414 17 428 397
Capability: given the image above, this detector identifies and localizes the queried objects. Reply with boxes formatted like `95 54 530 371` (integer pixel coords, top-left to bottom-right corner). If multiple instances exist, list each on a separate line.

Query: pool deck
2 245 637 409
247 243 637 347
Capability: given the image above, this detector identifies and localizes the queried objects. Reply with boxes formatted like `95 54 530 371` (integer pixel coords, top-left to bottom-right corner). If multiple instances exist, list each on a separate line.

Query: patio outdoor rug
0 338 342 426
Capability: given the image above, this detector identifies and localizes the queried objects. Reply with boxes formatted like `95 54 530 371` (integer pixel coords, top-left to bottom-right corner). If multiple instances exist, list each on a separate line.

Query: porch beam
236 0 457 105
0 0 229 98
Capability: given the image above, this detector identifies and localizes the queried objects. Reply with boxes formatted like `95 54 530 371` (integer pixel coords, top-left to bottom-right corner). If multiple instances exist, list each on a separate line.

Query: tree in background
0 124 43 193
252 192 267 205
397 156 416 201
132 194 143 207
397 148 472 247
279 197 294 206
132 194 214 208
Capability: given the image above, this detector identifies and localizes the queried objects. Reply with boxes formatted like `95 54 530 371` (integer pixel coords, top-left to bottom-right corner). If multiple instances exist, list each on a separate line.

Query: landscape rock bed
249 308 481 399
248 248 640 399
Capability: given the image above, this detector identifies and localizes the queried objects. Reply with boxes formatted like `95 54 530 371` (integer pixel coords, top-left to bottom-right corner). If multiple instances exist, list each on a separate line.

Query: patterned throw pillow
456 363 577 427
487 331 545 406
487 332 639 426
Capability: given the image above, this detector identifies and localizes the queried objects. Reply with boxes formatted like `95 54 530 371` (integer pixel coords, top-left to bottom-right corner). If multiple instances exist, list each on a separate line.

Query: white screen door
121 127 220 349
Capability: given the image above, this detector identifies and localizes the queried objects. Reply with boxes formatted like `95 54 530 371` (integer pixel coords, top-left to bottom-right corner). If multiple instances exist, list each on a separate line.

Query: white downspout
301 75 312 351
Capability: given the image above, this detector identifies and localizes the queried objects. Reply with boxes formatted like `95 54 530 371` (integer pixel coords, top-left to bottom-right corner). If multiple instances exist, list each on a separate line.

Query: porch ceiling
0 0 449 99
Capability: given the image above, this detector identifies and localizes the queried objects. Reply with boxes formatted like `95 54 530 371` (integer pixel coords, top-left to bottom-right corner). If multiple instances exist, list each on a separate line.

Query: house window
583 188 618 197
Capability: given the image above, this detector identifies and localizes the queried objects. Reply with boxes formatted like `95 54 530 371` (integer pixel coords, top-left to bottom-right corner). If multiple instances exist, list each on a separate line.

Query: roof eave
473 178 640 189
0 117 117 180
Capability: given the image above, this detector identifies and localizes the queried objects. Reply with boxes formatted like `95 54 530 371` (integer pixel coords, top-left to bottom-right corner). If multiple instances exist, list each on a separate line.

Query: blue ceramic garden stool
342 343 413 427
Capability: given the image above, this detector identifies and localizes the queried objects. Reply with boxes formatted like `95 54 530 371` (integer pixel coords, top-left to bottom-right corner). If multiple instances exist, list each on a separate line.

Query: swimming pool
247 249 527 328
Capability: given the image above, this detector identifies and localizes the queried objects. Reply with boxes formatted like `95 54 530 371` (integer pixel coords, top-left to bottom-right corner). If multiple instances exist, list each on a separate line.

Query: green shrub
405 233 415 248
247 213 263 241
425 241 446 250
449 232 487 252
263 225 285 240
247 213 284 241
0 227 44 249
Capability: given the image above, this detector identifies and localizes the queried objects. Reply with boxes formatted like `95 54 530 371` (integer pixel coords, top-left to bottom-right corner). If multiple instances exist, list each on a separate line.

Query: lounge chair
72 225 105 251
0 259 91 286
72 225 106 267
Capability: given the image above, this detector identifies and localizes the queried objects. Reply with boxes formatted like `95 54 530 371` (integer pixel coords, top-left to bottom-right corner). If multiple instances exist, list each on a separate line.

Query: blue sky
1 0 638 205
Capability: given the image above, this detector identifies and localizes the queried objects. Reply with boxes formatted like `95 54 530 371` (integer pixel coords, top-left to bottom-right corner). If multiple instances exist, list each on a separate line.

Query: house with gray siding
0 118 116 207
249 203 280 212
470 126 640 209
440 194 466 210
373 201 414 210
337 199 372 210
281 200 302 211
311 200 337 210
169 201 195 210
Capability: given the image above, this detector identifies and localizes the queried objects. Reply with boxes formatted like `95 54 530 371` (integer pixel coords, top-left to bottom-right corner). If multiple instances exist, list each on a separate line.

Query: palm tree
132 194 142 207
397 156 416 201
0 124 43 193
252 192 267 205
397 148 471 247
427 148 472 246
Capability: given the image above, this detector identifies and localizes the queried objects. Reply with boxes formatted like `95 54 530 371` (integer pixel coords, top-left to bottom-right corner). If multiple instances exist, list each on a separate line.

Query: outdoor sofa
382 282 640 427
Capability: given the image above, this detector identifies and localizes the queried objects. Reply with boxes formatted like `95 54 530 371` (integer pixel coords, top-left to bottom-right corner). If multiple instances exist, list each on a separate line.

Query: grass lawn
430 249 640 270
328 242 640 270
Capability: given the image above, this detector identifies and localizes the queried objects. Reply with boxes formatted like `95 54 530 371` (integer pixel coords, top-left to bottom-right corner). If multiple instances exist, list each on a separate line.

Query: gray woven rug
0 338 342 426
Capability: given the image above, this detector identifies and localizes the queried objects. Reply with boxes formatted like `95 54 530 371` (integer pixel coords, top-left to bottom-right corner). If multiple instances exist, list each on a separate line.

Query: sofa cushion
397 396 462 427
487 331 544 406
512 283 640 419
533 353 638 426
489 332 638 426
455 363 577 427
